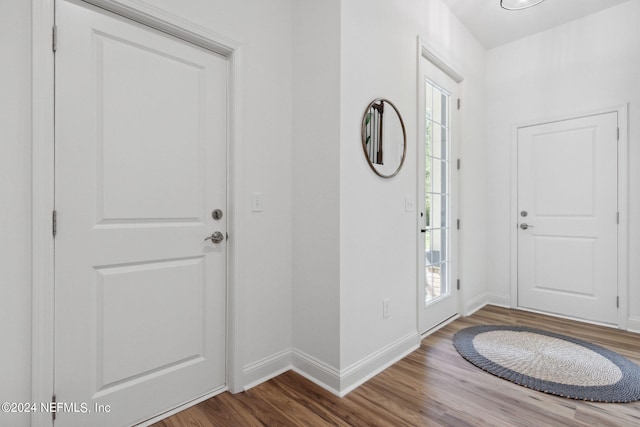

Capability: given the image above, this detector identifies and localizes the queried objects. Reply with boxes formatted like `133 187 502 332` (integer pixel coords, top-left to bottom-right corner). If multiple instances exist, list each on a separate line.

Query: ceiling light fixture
500 0 546 10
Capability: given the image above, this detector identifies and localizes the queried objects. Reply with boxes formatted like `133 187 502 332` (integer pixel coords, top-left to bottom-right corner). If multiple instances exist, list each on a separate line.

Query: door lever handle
420 228 428 233
520 223 534 230
205 231 225 243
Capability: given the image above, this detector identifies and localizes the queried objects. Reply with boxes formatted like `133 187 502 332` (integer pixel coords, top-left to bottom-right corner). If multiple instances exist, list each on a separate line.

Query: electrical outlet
251 192 263 212
383 299 390 319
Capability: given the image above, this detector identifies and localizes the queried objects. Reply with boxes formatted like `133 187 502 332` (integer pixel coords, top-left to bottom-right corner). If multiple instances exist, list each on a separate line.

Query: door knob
520 223 534 230
204 231 225 243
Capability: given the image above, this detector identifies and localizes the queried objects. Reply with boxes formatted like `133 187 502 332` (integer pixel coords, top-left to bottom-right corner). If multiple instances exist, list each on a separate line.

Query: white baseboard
292 331 420 397
465 293 511 316
242 348 292 391
464 293 488 316
627 317 640 333
291 349 341 395
338 331 420 396
486 292 510 308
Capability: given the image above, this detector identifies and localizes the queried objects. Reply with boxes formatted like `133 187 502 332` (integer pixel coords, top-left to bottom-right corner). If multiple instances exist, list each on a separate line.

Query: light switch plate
405 196 415 212
251 192 263 212
383 299 390 318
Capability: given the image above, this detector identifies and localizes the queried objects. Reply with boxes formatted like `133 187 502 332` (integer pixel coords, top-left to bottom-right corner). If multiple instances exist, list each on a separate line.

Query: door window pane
430 195 447 229
432 160 448 195
425 192 432 228
426 265 440 302
432 125 442 159
425 120 432 158
439 127 448 160
430 229 446 264
425 83 433 121
433 87 445 125
431 125 449 160
424 230 432 263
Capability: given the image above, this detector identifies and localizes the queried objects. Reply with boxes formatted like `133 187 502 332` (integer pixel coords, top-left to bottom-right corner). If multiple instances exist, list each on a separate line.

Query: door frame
416 37 464 335
508 105 629 329
31 1 244 425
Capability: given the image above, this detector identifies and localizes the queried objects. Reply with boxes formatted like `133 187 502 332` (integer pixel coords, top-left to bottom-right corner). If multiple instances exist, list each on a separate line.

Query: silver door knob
205 231 225 243
520 223 534 230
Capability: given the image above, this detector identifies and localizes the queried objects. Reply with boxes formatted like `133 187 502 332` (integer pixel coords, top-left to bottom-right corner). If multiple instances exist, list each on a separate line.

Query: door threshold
515 306 619 330
421 314 460 339
136 385 228 427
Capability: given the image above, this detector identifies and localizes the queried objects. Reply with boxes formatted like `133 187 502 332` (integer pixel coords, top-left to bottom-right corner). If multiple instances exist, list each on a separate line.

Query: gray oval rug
452 325 640 402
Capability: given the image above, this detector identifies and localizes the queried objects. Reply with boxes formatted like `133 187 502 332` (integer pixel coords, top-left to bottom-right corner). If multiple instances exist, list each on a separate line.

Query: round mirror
361 98 407 178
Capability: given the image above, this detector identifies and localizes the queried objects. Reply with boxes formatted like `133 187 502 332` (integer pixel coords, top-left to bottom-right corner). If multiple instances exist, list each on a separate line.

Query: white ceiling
440 0 632 48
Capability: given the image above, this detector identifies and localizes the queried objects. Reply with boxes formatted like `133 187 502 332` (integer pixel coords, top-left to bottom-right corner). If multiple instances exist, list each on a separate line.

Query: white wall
290 0 486 394
292 0 342 385
485 1 640 323
338 0 486 383
0 1 32 426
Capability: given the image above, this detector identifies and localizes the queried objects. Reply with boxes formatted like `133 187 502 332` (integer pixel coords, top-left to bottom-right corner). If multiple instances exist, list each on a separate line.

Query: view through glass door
418 56 459 333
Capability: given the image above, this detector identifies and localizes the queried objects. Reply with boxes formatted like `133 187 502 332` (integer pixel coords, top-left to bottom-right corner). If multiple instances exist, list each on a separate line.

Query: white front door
54 1 228 425
517 112 618 325
418 56 459 333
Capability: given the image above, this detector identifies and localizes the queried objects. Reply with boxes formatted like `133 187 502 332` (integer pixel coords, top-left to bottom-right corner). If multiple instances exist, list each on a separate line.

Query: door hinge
52 210 57 237
457 98 461 110
617 296 619 308
457 279 460 290
457 158 461 170
617 127 620 141
617 212 620 225
52 25 57 53
456 219 460 230
52 394 56 421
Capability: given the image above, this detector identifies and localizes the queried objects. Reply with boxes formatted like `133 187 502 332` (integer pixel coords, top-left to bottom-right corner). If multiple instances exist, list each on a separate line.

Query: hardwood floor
153 306 640 426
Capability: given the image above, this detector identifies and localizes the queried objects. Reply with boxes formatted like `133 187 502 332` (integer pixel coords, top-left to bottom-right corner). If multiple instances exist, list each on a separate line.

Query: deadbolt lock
212 209 223 220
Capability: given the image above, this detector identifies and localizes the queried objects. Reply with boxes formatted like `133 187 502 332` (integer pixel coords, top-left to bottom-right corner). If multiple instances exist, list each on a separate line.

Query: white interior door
517 113 618 325
418 56 459 333
54 1 227 425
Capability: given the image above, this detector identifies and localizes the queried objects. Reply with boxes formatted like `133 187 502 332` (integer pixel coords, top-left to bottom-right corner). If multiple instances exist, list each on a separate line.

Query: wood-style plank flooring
154 306 640 426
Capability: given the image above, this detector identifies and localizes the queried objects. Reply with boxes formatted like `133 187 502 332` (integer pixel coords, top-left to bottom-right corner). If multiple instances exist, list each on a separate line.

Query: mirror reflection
361 98 407 178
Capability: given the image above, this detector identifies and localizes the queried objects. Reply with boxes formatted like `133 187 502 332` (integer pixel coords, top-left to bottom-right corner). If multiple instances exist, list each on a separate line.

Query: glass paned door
418 54 459 334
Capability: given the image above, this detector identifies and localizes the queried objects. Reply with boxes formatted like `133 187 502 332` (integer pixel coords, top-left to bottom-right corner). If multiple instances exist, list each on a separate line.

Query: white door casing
54 0 227 425
517 112 619 325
